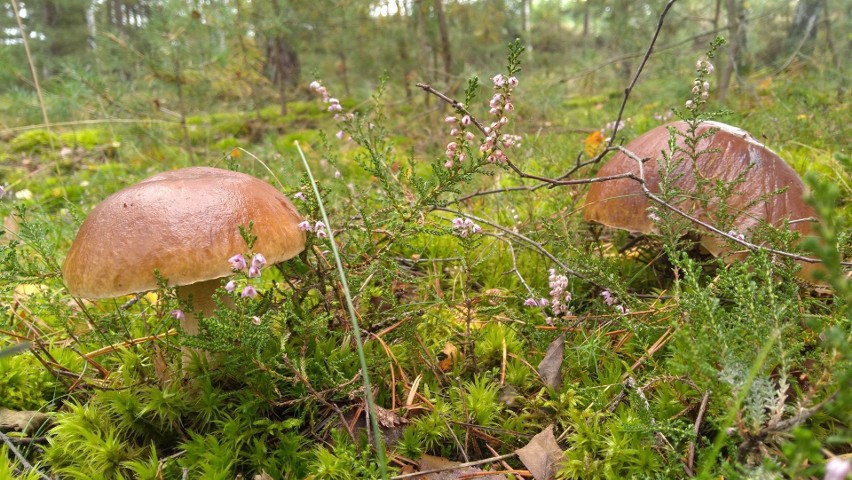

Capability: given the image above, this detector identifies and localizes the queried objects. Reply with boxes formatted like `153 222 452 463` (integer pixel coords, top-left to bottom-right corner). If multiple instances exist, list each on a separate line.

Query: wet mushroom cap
63 166 306 298
584 120 819 277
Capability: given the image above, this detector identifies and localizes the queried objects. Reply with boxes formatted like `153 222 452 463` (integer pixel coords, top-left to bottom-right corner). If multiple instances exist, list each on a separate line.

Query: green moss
58 129 113 149
10 129 60 153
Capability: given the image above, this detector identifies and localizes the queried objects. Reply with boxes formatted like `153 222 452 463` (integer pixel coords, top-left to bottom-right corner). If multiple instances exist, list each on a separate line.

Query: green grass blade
294 141 388 478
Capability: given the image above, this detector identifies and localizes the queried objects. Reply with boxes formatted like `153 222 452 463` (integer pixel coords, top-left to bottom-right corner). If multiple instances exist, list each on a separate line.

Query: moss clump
9 129 60 153
58 129 114 150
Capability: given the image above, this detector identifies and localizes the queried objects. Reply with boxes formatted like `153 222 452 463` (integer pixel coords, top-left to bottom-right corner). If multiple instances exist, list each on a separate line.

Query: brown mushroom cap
64 166 306 298
584 120 819 275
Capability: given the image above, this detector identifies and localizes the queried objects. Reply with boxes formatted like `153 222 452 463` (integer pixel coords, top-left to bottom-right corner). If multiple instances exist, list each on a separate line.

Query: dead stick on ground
390 453 518 480
0 431 51 480
85 329 179 359
686 389 712 476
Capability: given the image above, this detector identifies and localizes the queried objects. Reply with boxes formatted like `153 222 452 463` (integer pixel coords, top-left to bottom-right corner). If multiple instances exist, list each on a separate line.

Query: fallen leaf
416 454 508 480
537 334 565 390
584 130 605 157
438 342 461 372
375 404 408 429
515 425 564 480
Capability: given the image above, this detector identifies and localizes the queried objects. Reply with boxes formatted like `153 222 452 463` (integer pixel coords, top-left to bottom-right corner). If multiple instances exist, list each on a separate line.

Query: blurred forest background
0 0 846 131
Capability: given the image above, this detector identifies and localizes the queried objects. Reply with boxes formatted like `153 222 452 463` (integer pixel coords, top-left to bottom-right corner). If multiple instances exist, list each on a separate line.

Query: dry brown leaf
416 454 508 480
537 334 565 390
515 425 564 480
375 404 408 429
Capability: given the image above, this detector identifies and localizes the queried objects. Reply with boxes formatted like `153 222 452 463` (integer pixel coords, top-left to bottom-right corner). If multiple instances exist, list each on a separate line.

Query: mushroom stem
176 279 228 335
176 279 235 369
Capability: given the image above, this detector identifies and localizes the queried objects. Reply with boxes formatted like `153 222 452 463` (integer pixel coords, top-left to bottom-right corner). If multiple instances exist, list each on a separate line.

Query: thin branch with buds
433 206 606 289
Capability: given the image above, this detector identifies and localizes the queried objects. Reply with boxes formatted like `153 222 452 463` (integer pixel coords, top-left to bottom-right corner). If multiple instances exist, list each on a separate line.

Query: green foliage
9 130 59 153
0 352 58 410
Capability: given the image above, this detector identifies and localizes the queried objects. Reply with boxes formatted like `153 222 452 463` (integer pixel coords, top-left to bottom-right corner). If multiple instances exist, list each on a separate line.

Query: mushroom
63 166 306 342
584 120 820 280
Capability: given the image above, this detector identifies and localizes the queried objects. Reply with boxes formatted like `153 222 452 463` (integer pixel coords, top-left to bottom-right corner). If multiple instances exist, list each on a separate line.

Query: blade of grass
294 141 388 478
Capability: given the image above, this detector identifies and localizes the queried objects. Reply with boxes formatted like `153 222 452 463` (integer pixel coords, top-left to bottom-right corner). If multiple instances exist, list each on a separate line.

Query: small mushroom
63 167 306 342
584 120 820 280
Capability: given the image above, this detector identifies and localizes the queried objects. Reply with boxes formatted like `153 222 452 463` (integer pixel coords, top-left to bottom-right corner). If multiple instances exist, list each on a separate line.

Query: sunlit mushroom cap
584 121 820 277
64 167 306 298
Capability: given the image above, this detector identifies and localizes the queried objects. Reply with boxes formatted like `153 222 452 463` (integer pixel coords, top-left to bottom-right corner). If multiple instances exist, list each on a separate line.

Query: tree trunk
718 0 748 103
432 0 452 83
789 0 820 53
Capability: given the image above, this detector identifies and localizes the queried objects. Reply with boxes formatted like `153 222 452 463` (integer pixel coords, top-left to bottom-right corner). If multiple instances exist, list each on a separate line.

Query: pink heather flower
336 130 344 140
451 217 481 237
507 76 518 88
335 170 342 179
489 107 499 115
445 116 457 123
316 229 328 239
692 86 700 94
458 153 466 163
251 316 262 326
491 74 505 87
248 266 261 278
702 81 710 91
328 98 339 104
241 285 257 298
170 309 185 321
505 102 514 112
825 458 851 480
315 221 326 231
705 62 714 74
701 91 709 99
450 128 460 136
225 280 237 293
648 212 661 222
447 141 457 151
548 269 572 317
251 253 266 269
465 132 475 141
293 192 306 201
444 160 454 168
328 103 343 112
298 220 312 232
601 290 616 306
229 254 247 271
309 81 321 90
523 298 538 307
614 304 629 314
685 100 695 109
461 115 471 126
499 117 508 126
445 149 455 159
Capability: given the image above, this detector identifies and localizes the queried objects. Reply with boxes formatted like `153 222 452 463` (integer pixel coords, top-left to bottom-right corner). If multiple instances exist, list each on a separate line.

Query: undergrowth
0 29 849 480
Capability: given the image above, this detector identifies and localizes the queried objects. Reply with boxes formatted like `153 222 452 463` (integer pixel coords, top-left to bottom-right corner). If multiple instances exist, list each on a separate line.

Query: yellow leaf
584 131 605 157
